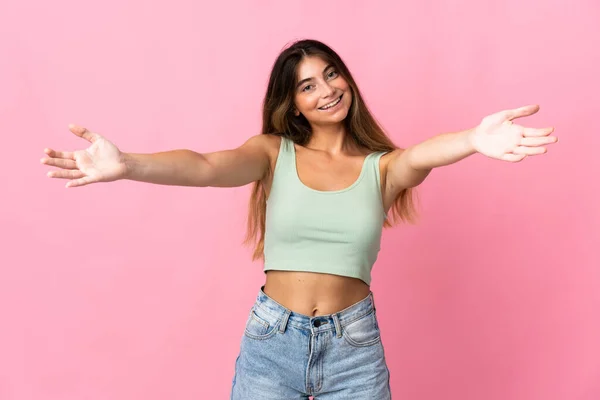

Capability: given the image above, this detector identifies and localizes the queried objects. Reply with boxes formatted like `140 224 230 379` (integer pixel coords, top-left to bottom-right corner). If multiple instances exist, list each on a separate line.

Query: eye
302 84 314 92
327 70 338 79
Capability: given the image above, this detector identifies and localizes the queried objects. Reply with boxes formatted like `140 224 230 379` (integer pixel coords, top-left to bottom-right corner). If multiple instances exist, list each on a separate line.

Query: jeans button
313 320 321 327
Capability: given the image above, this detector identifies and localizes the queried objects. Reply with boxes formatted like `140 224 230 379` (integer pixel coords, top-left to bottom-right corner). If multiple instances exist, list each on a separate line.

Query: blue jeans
231 287 391 399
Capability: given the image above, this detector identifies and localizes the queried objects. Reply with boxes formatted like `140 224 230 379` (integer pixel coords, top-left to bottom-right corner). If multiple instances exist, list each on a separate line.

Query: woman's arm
123 134 276 187
385 105 557 195
42 124 277 188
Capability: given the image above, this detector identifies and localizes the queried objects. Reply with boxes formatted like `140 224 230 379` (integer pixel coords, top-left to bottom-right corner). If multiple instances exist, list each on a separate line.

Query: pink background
1 1 599 399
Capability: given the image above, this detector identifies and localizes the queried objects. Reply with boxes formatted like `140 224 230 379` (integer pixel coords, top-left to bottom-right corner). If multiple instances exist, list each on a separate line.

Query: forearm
122 150 211 186
405 128 476 171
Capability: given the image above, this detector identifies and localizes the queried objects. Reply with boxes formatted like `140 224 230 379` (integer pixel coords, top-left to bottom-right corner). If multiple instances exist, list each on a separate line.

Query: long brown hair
244 39 418 260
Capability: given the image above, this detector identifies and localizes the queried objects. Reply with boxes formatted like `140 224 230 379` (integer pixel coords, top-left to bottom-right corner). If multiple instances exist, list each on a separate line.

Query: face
293 56 353 127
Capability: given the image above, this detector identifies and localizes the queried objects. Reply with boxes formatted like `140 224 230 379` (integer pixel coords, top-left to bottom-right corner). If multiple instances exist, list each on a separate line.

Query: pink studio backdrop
1 1 598 399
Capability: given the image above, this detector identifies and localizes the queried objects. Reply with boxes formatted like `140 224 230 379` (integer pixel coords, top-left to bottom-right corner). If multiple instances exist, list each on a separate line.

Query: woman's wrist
407 128 477 171
120 152 137 180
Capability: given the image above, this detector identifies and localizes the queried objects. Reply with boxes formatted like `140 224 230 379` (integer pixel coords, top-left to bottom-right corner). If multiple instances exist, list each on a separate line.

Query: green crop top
263 136 388 285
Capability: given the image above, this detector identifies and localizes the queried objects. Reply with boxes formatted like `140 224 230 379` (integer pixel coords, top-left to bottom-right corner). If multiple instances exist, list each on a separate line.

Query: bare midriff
263 270 370 316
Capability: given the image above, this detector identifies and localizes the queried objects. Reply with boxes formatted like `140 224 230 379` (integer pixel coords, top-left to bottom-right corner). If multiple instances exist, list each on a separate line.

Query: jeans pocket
244 305 281 340
342 310 381 347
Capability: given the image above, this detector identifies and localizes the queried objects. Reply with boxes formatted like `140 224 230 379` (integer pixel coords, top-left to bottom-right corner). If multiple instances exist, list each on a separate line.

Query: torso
260 134 399 316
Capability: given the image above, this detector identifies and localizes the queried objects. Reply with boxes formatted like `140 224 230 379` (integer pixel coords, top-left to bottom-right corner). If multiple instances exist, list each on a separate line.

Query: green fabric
263 136 388 285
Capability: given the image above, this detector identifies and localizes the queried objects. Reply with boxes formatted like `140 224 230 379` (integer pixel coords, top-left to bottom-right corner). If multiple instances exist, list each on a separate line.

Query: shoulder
378 148 405 188
243 133 283 175
243 133 282 156
379 148 405 170
244 133 282 148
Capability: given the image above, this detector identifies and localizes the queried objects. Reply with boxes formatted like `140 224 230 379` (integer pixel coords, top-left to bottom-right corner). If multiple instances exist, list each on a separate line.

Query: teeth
320 96 341 110
322 98 340 109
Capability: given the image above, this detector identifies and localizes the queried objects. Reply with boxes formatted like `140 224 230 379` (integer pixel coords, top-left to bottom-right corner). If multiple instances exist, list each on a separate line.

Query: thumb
68 123 99 143
502 104 540 122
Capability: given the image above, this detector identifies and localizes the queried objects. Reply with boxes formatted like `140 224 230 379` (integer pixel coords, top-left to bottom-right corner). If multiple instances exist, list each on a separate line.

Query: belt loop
332 313 342 338
278 309 291 334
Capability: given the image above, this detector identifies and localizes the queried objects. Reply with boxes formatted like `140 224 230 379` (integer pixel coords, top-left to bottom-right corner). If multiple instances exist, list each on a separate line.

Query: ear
293 109 300 117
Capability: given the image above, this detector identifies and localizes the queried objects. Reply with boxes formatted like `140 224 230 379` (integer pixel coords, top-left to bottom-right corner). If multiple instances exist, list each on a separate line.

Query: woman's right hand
41 124 128 188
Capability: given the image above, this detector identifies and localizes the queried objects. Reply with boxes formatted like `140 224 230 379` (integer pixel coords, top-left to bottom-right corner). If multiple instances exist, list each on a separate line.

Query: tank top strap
365 150 388 189
364 150 389 220
280 136 295 153
270 136 295 185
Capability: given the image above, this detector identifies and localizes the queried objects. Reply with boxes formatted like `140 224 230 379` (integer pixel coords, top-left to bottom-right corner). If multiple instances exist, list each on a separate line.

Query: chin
333 109 350 123
334 101 352 121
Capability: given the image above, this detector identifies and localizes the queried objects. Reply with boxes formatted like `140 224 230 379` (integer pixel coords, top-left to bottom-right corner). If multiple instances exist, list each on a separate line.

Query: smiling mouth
318 94 343 110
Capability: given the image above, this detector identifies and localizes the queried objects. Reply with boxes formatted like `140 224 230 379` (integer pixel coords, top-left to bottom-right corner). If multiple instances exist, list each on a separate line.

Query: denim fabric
231 287 391 399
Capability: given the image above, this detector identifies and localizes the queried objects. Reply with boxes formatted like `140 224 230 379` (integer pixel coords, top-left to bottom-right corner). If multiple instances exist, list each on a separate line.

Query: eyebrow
296 63 335 90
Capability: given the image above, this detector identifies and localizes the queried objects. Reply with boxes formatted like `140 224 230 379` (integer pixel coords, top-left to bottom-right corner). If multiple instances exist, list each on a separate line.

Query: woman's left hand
469 105 558 162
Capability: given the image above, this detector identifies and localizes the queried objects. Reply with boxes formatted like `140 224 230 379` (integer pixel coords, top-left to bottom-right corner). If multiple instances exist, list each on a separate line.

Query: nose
321 81 335 98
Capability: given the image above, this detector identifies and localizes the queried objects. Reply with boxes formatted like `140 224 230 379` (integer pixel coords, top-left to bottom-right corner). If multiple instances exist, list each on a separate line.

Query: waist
263 270 370 316
254 283 376 330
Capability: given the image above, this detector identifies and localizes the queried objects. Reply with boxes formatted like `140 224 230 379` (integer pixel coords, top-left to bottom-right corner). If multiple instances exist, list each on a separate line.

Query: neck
306 123 357 156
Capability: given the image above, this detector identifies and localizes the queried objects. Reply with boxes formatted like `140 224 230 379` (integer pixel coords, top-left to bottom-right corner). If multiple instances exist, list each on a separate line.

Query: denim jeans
231 287 391 399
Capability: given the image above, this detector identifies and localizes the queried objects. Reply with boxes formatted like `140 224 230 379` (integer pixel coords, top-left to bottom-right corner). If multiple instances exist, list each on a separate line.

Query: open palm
470 105 558 162
41 125 127 188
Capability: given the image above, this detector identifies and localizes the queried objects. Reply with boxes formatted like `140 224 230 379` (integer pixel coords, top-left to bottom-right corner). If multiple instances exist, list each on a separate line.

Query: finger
66 176 96 188
523 126 555 137
40 157 78 169
502 153 527 162
44 148 75 160
520 136 558 147
47 169 86 179
511 146 548 156
68 124 99 143
502 105 540 121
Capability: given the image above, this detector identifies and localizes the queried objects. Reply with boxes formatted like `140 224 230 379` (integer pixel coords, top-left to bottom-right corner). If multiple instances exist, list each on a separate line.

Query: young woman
41 39 557 399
